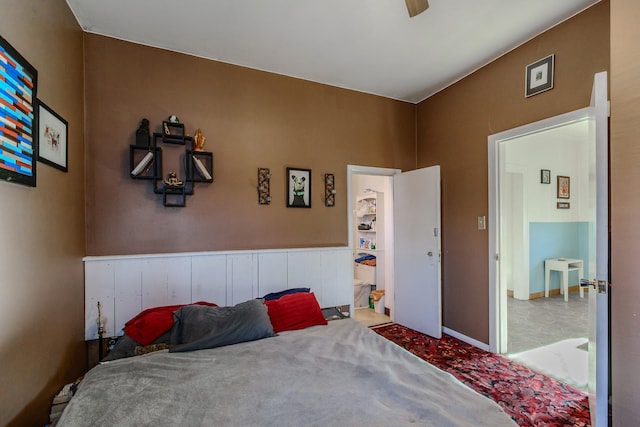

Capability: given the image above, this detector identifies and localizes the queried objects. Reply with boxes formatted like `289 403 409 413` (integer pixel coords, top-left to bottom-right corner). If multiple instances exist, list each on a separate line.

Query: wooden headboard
83 247 353 340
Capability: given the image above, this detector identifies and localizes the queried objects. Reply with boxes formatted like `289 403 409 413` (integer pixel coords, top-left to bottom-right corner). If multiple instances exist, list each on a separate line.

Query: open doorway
489 111 592 390
347 165 399 326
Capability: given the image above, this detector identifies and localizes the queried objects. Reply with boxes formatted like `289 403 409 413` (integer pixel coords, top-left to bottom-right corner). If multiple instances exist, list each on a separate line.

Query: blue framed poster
0 35 38 187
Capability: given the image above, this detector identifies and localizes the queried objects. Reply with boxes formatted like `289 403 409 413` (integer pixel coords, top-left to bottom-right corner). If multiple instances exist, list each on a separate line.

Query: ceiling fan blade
405 0 429 17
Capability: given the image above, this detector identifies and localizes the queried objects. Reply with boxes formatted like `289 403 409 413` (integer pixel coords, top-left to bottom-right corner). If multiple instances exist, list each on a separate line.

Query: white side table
544 258 584 302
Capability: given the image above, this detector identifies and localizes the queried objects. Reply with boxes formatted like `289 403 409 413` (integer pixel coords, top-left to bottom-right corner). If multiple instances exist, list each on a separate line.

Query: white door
584 71 609 427
393 166 442 338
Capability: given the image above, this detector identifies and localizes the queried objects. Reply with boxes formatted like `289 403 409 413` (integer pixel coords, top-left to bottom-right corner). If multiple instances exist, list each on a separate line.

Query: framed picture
287 167 311 208
557 202 570 209
0 36 38 187
37 101 68 172
557 175 570 199
525 54 554 97
540 169 551 184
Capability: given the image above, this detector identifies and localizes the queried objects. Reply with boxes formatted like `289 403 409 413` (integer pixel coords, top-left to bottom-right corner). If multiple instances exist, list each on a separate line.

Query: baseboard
509 286 587 300
442 327 490 352
529 290 547 299
529 285 585 300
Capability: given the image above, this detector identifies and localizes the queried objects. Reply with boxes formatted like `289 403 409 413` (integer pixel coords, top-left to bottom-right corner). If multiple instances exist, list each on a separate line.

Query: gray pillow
169 299 275 353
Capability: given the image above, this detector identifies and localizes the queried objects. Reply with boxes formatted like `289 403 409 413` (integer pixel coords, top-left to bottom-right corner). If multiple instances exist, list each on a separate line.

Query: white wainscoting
84 247 352 340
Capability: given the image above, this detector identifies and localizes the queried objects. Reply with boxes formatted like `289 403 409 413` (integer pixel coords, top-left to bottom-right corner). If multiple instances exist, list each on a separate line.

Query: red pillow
124 301 217 345
264 292 327 333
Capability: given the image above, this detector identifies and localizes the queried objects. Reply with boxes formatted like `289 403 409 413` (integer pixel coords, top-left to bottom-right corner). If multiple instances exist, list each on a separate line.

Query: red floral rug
372 323 591 427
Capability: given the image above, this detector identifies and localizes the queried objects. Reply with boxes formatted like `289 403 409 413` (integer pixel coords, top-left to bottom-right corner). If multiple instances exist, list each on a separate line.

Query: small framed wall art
525 54 554 97
37 100 68 172
557 175 570 199
287 167 311 208
540 169 551 184
557 202 570 209
325 173 335 207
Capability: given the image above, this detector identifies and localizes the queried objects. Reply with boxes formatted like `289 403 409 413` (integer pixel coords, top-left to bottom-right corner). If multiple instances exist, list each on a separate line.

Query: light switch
477 216 486 230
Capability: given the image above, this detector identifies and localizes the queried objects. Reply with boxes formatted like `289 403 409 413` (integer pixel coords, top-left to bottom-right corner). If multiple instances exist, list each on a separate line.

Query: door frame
347 165 401 319
503 164 530 302
488 106 593 354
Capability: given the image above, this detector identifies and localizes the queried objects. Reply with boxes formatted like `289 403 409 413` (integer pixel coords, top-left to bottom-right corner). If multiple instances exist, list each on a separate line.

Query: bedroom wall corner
415 1 610 343
0 1 86 426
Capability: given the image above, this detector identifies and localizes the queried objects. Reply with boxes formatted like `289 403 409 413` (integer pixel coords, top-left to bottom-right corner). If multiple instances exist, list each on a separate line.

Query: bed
58 293 516 426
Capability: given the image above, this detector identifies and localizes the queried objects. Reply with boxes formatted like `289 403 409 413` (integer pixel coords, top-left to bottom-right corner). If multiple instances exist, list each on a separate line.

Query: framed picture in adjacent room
37 100 68 172
525 54 554 97
540 169 551 184
557 175 570 199
287 167 311 208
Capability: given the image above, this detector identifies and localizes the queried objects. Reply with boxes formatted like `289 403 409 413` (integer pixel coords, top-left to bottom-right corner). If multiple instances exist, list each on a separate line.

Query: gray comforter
58 319 516 426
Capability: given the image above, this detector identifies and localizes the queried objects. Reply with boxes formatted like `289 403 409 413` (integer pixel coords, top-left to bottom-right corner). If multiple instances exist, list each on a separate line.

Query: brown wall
416 2 610 343
84 34 416 256
610 0 640 424
0 1 86 426
4 1 637 425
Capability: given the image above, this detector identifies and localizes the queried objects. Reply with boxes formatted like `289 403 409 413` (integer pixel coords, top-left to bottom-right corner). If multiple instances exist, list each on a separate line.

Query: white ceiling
65 0 600 104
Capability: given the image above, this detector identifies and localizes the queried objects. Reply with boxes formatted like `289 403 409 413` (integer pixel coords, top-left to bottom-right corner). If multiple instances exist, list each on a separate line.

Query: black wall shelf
130 121 213 207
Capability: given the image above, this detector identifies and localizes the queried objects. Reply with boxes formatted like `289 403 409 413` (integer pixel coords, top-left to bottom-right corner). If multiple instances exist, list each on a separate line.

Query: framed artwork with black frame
557 175 570 199
37 100 68 172
525 54 554 97
287 167 311 208
540 169 551 184
0 36 38 187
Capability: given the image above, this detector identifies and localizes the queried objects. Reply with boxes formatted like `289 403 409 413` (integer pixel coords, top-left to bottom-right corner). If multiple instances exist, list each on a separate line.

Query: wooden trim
529 285 586 300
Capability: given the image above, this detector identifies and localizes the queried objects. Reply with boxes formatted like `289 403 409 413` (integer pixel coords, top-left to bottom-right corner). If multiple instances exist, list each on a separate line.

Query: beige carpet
353 307 391 327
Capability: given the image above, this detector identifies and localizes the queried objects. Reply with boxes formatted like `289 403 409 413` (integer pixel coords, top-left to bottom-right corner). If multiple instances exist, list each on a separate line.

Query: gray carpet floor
507 291 588 354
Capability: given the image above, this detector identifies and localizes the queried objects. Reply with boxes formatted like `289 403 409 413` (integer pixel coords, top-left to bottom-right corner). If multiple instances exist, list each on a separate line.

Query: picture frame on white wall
557 175 570 199
540 169 551 184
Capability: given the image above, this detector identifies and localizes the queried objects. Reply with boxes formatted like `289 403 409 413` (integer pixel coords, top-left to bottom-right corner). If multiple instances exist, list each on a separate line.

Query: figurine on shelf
135 118 150 147
164 172 183 187
168 115 180 123
193 128 206 151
